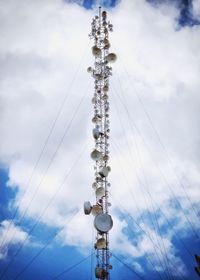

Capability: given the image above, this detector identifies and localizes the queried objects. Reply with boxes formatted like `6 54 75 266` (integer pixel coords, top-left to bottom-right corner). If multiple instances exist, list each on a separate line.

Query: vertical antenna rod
84 6 117 280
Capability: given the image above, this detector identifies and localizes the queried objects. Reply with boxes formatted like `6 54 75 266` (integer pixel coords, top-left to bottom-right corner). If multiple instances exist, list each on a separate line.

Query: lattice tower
84 6 117 280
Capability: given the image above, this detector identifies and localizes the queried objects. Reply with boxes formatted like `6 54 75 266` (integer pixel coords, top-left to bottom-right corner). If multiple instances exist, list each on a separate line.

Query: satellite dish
92 182 97 189
103 85 109 92
91 149 103 161
104 38 110 45
102 94 108 100
102 11 107 18
106 53 117 63
104 42 110 49
99 166 110 177
103 154 109 161
92 115 101 124
93 127 100 139
95 237 106 249
92 46 101 57
95 267 107 279
94 213 113 234
87 66 93 73
96 187 105 199
92 204 103 216
84 201 92 215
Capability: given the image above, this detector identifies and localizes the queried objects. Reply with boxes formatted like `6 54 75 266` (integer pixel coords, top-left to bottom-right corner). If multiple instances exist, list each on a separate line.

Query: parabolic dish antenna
92 204 103 216
95 237 106 249
106 53 117 63
91 149 103 161
84 201 92 215
95 187 105 200
93 127 100 139
99 166 110 177
94 213 113 234
92 46 101 57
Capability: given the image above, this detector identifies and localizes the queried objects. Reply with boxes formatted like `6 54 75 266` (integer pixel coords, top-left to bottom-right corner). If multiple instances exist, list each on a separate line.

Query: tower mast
84 6 117 280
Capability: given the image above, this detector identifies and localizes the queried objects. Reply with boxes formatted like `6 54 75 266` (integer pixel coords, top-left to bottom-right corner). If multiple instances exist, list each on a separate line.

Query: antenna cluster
84 7 117 280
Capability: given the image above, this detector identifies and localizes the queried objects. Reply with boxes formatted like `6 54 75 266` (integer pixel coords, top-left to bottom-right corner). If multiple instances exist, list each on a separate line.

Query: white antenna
84 6 117 280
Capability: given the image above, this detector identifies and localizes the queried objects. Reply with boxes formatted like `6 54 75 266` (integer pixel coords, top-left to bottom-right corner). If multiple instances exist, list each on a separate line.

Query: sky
0 0 200 279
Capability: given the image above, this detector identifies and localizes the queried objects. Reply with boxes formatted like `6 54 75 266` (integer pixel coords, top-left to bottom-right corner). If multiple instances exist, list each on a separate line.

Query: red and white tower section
84 7 117 280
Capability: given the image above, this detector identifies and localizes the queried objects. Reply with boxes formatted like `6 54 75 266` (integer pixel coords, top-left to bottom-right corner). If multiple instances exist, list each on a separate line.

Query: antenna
84 6 117 280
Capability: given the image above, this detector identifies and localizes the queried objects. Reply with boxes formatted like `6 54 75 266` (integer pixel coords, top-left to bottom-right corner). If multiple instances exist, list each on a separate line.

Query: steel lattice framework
84 7 117 280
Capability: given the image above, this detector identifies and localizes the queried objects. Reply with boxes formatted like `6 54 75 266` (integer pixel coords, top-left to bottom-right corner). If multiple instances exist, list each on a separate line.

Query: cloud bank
0 220 28 260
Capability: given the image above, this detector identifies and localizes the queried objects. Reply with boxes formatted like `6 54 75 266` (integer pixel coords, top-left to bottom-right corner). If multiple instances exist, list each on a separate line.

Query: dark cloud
146 0 200 26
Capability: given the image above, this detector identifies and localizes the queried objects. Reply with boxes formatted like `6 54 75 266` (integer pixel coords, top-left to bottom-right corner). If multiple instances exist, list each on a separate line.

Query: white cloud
132 261 144 274
0 220 28 260
0 0 200 276
193 0 200 19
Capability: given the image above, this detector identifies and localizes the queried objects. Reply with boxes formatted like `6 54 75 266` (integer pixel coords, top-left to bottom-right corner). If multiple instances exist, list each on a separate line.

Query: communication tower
84 6 117 280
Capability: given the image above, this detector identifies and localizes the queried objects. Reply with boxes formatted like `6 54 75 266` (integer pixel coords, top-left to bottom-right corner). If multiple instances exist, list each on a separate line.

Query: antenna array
84 7 117 280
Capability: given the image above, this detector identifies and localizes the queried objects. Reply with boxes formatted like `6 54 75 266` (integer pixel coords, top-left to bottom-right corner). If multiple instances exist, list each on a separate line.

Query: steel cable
116 62 199 225
112 254 146 280
0 138 89 279
111 87 174 280
111 91 174 279
52 253 94 280
111 142 166 280
111 77 200 241
12 208 82 280
0 44 90 251
111 194 187 280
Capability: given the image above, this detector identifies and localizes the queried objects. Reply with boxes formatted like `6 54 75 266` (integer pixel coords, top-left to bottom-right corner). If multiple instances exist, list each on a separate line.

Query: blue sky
0 0 200 279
